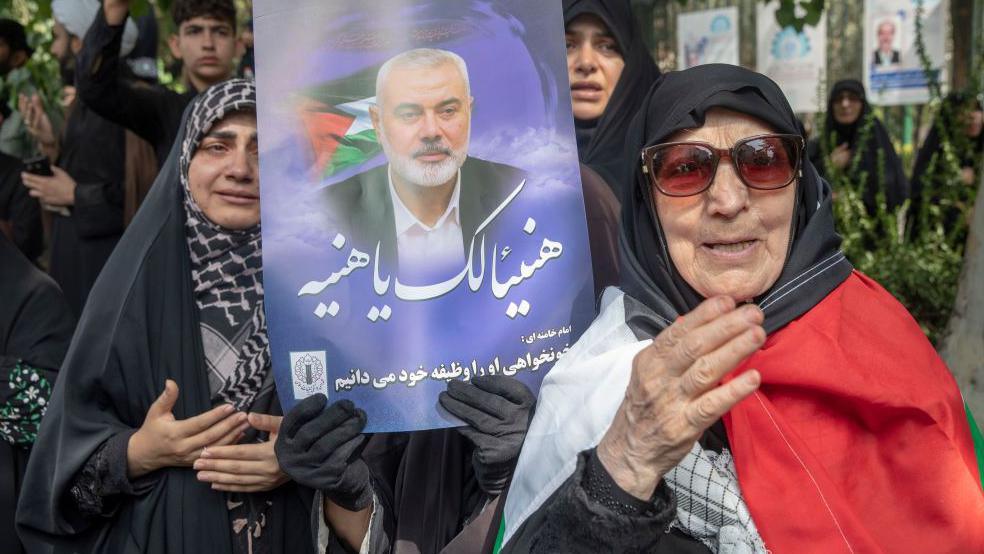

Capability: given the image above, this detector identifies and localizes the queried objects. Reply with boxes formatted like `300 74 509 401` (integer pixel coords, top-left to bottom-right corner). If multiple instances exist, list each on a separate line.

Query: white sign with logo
756 5 827 113
677 7 740 69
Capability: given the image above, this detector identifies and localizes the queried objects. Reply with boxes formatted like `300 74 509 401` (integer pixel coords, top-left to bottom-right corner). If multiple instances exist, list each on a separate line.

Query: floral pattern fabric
0 360 53 446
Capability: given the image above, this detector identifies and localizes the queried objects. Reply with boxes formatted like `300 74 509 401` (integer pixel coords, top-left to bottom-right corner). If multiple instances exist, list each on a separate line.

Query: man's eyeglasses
641 134 805 197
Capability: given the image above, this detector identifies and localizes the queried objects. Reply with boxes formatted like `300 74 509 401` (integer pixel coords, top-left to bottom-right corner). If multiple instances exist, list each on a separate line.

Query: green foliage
769 0 823 32
673 0 825 31
0 1 62 116
828 152 965 345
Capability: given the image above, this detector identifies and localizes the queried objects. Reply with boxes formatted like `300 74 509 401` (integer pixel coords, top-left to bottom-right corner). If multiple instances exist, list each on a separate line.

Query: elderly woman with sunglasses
498 65 984 554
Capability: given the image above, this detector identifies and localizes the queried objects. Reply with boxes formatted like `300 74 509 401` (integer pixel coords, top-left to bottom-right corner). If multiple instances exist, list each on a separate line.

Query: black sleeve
68 430 155 518
317 485 392 554
72 179 124 239
0 159 42 261
505 449 678 554
76 7 168 149
873 123 910 209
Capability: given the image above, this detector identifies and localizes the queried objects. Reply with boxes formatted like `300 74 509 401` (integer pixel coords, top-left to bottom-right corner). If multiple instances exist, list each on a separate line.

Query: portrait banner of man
254 0 594 431
862 0 948 106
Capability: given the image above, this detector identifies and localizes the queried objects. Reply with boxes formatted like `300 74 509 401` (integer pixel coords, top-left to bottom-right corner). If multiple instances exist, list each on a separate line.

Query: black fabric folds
618 64 852 336
564 0 659 196
1 233 74 554
16 96 314 554
811 79 909 211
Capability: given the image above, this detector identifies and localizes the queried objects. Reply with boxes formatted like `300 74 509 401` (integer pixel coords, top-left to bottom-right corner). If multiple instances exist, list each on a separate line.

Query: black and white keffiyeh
180 79 270 411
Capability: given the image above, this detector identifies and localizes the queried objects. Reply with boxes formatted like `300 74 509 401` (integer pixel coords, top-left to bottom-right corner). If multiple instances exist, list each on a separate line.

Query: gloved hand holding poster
254 0 594 432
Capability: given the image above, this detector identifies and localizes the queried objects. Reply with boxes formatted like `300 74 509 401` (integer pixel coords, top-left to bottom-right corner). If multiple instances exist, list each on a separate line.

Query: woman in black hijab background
908 91 984 237
1 232 74 554
808 79 909 213
16 79 316 554
565 0 659 195
564 0 659 298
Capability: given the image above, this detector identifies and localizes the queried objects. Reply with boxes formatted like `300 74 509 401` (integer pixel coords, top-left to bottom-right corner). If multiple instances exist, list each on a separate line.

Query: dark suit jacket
320 156 526 271
872 49 900 65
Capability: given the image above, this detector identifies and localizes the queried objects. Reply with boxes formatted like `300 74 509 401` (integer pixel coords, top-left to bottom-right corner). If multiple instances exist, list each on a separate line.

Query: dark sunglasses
641 133 805 197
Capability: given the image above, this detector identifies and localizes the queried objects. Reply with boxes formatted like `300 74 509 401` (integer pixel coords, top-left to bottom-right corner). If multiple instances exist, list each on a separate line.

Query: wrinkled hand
22 166 76 206
438 375 536 495
194 413 290 492
275 395 372 511
596 297 764 501
127 380 249 478
830 143 852 170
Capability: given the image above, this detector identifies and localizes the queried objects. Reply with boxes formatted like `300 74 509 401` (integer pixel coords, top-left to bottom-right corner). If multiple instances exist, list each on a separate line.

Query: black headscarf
618 64 853 337
564 0 659 197
179 80 271 412
812 79 909 211
16 82 315 554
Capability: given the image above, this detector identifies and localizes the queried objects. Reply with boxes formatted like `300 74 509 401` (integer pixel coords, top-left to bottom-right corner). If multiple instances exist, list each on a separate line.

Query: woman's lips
700 239 760 260
571 81 603 102
217 191 259 205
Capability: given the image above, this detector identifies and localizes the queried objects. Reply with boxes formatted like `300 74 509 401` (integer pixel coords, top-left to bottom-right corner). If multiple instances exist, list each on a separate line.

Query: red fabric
298 109 355 171
724 271 984 553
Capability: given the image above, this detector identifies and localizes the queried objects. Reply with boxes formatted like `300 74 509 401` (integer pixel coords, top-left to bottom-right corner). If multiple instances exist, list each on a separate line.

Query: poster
756 4 827 114
253 0 594 432
677 7 740 69
863 0 948 106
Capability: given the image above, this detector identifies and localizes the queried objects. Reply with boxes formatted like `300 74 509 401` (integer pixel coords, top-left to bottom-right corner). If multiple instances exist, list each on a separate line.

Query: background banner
863 0 948 106
253 0 594 432
677 6 740 69
756 3 827 114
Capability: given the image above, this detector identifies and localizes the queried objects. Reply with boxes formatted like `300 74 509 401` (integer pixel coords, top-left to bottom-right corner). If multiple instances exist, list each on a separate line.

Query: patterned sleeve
0 359 55 446
68 429 153 517
526 449 677 553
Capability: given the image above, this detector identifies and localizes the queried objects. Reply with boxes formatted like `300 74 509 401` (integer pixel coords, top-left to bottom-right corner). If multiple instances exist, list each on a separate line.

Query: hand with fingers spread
193 413 289 493
274 394 373 511
438 375 536 495
126 379 249 479
18 93 58 158
596 296 765 501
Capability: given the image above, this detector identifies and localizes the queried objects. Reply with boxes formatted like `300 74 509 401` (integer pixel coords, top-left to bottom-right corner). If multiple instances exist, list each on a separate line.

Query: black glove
438 375 536 495
275 394 373 511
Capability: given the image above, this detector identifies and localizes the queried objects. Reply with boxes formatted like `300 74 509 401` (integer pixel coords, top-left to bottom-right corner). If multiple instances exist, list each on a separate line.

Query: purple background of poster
254 0 594 432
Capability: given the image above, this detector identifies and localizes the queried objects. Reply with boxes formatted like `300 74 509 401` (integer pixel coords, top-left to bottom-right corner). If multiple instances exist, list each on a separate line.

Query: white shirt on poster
387 166 465 280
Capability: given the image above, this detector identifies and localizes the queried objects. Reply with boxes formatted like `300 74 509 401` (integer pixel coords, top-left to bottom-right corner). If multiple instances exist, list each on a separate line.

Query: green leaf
37 1 52 20
130 0 150 18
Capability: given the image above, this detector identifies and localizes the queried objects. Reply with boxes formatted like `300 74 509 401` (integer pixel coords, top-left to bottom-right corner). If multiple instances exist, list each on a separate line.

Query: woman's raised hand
127 379 248 478
596 296 764 500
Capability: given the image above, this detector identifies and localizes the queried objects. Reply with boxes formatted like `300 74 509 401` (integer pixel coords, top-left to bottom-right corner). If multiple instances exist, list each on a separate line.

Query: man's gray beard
379 128 468 188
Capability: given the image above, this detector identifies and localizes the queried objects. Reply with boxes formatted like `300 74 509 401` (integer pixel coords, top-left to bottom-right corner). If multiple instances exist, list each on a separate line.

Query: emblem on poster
290 351 328 399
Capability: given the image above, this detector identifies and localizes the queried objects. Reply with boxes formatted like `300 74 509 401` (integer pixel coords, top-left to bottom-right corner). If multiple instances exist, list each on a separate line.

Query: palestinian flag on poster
297 65 383 178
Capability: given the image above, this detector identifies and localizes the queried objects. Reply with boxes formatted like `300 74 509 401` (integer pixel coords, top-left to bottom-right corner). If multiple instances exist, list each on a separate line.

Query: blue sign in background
254 0 594 432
